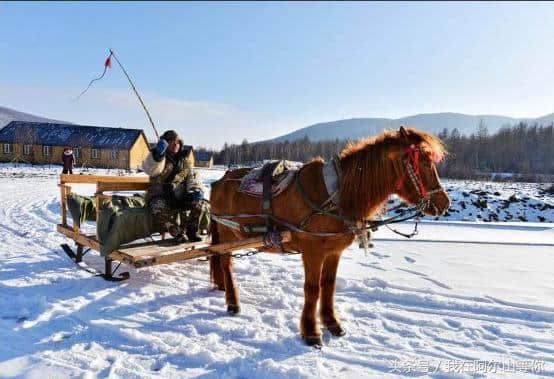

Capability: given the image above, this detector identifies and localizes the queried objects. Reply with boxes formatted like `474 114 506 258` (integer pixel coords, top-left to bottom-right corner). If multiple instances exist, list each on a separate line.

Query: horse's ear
399 126 409 141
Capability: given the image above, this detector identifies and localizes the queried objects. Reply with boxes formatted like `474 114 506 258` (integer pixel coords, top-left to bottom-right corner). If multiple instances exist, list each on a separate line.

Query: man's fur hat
161 130 179 143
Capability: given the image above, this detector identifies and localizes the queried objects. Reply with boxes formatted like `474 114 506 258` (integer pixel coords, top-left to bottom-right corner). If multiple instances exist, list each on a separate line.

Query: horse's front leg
301 253 325 346
220 254 240 314
319 252 345 337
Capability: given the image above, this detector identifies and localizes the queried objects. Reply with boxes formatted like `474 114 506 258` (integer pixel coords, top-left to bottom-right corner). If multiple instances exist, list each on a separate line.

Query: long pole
109 49 160 139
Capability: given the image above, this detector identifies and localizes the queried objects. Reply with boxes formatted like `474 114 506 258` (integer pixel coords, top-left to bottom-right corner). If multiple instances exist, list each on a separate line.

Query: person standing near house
62 147 75 174
141 130 208 243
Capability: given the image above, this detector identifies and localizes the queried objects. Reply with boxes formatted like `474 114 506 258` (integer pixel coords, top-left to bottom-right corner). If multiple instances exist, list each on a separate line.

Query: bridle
293 142 447 240
396 144 444 217
366 144 445 239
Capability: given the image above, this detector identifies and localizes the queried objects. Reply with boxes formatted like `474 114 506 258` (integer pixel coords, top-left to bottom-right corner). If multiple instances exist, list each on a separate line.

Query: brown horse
208 126 450 346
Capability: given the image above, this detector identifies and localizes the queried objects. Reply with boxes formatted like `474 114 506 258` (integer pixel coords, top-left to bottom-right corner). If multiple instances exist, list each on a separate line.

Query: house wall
195 157 213 168
129 133 150 170
0 142 17 163
0 142 132 169
186 151 195 167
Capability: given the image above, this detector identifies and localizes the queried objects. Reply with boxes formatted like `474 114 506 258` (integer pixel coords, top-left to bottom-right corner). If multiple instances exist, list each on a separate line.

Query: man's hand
152 138 169 161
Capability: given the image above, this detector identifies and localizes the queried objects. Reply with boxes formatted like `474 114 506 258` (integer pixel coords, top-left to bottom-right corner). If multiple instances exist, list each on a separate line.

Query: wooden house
0 121 150 170
182 145 195 167
195 151 214 168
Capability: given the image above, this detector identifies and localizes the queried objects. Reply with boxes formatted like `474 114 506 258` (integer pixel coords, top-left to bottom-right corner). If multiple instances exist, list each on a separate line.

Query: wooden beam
206 231 292 253
96 182 149 192
116 231 292 267
59 184 71 226
57 224 102 251
60 174 149 184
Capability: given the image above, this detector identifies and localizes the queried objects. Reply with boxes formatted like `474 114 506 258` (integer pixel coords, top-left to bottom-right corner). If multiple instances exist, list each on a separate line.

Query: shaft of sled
207 231 292 254
130 231 293 267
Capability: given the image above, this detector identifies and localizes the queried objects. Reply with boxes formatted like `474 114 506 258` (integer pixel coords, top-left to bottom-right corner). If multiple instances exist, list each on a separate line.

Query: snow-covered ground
0 163 553 378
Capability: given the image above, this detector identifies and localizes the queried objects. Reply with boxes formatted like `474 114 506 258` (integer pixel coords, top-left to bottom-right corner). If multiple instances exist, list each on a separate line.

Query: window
42 145 51 156
91 149 99 159
111 149 119 160
74 147 80 158
23 145 32 155
3 143 12 154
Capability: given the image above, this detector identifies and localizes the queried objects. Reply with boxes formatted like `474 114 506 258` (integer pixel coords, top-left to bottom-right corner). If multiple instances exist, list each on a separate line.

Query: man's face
167 140 180 155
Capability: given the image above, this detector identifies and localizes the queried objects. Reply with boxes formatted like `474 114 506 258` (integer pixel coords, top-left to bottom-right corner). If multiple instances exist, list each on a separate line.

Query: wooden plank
117 231 293 267
139 247 219 266
60 184 70 226
118 240 211 259
57 224 102 251
96 182 149 192
60 174 149 184
207 231 292 253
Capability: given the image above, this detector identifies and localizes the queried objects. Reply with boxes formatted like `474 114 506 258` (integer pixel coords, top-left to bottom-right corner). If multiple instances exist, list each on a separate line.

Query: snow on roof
0 121 143 149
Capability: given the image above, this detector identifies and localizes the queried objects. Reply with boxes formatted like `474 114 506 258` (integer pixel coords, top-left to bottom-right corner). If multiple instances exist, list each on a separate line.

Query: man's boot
186 225 202 242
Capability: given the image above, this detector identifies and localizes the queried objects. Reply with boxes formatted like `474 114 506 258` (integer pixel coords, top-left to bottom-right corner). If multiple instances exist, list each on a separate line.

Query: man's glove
152 139 169 161
184 189 204 203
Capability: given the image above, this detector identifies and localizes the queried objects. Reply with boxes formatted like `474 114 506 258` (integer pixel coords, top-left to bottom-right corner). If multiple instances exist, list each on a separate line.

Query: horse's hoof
227 304 240 315
328 325 346 337
303 335 323 348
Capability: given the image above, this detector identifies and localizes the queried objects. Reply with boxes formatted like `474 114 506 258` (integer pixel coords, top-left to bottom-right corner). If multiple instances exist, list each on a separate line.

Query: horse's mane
338 128 446 221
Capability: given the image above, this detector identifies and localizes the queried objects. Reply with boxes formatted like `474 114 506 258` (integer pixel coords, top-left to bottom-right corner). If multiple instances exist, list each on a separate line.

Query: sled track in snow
1 169 553 377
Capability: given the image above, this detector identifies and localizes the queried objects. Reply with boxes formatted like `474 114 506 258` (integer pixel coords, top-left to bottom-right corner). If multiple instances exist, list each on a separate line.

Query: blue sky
1 2 554 148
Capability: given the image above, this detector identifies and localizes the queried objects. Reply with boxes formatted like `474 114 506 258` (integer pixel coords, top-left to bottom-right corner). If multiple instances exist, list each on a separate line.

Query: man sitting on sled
141 130 208 243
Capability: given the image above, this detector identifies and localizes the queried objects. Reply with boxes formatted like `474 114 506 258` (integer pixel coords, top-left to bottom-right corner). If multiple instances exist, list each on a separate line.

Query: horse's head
388 126 450 216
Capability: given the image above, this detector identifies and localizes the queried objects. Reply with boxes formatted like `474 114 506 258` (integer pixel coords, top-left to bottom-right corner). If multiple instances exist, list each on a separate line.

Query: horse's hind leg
220 254 240 314
319 252 345 337
301 253 325 346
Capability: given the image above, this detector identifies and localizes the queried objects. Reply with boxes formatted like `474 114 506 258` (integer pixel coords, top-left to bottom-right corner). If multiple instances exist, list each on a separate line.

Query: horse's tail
209 221 226 291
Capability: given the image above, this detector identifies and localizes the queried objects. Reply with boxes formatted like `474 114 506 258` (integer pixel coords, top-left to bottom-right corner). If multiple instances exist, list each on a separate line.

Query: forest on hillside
195 122 554 182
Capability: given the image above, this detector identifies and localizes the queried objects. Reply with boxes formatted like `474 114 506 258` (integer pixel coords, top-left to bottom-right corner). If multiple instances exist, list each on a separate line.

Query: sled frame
57 174 291 280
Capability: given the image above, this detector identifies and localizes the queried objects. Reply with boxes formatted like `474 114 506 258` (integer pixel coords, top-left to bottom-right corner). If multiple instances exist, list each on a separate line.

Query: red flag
104 55 112 69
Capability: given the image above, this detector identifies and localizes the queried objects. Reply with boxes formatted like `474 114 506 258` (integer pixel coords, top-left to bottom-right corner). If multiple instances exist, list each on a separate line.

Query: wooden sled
57 174 291 281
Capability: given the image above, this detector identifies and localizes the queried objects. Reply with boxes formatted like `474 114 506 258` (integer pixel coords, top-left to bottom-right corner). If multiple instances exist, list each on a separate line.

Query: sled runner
57 174 291 281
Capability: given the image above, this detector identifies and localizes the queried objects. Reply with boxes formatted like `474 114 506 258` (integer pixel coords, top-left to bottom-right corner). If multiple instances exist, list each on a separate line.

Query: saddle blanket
238 166 298 197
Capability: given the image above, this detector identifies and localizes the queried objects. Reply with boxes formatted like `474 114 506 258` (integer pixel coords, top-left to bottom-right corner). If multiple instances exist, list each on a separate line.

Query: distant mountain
0 106 71 128
266 112 554 143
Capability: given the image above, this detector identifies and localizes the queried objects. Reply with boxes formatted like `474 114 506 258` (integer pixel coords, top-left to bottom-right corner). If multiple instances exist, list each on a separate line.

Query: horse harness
295 144 444 239
211 144 445 251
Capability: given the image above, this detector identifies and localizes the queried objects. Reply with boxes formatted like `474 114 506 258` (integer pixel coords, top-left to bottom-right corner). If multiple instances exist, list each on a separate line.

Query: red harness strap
396 144 427 198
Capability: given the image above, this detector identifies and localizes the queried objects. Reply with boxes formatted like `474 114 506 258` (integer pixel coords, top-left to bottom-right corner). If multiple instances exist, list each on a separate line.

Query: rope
74 51 113 102
74 49 160 139
384 217 420 238
109 49 159 139
212 213 353 238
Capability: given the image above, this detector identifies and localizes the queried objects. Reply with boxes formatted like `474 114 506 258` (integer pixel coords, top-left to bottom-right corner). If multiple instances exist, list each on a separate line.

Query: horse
208 126 450 346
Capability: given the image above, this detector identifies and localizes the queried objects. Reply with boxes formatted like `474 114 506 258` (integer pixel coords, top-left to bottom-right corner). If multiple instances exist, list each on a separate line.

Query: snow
0 163 553 378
